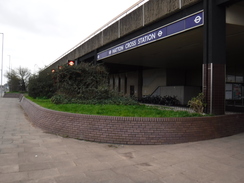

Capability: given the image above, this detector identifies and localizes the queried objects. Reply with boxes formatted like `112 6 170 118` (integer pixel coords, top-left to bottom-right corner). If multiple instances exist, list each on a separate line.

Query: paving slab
0 98 244 183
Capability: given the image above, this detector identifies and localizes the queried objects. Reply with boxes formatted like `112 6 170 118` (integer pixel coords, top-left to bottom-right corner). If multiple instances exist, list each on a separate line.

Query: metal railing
48 0 149 68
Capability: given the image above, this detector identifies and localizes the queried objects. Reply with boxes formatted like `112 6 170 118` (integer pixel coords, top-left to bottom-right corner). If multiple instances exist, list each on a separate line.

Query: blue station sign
97 11 204 61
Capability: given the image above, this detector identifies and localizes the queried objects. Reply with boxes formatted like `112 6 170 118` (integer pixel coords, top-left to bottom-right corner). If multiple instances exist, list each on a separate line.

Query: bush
51 93 138 105
51 63 138 105
50 94 69 104
28 70 56 99
51 63 110 102
98 96 138 105
139 95 180 106
188 93 206 114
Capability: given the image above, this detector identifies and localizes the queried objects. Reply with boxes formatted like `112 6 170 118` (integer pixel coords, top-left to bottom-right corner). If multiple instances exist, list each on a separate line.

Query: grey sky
0 0 139 83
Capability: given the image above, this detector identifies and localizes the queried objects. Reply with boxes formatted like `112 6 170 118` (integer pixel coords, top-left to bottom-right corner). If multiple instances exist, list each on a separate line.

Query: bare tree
17 67 31 92
5 67 31 92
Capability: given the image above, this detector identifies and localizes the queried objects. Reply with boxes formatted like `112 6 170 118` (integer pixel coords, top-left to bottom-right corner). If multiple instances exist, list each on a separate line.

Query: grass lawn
26 96 203 117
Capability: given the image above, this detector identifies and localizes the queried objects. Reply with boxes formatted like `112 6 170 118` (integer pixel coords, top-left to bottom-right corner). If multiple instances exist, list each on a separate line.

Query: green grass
7 91 27 94
26 96 204 117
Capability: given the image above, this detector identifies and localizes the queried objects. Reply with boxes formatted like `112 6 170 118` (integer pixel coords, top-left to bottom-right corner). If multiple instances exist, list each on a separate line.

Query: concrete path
0 98 244 183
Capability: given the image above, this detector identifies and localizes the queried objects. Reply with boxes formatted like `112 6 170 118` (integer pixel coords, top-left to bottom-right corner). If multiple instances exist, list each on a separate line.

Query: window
226 75 235 82
236 76 243 83
226 84 232 100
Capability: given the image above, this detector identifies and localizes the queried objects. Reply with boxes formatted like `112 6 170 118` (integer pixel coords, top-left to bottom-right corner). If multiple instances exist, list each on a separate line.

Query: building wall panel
103 22 119 45
182 0 202 8
144 0 180 25
120 6 144 37
48 0 202 70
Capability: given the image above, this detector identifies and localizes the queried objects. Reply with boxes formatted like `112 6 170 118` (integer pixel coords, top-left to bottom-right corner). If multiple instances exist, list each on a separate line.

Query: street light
8 55 11 72
0 33 4 97
8 55 11 92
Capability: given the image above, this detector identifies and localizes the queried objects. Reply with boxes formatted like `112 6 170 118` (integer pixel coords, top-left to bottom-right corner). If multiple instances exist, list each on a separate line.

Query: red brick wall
20 97 244 145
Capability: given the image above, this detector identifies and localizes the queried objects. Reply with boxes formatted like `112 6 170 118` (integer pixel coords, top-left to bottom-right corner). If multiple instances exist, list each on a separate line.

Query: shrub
188 93 206 114
52 63 109 101
51 93 138 105
51 63 138 105
139 95 180 106
28 70 56 99
50 94 70 104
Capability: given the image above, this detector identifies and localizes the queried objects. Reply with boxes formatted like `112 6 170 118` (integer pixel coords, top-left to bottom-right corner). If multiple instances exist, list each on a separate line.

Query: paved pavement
0 98 244 183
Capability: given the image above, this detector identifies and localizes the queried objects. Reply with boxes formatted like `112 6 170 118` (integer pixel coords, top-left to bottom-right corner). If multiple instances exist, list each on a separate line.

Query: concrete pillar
138 69 143 100
203 0 226 115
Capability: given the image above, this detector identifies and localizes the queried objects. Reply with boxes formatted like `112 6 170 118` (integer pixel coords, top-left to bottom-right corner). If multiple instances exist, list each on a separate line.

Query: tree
5 67 31 92
5 69 20 92
17 67 31 92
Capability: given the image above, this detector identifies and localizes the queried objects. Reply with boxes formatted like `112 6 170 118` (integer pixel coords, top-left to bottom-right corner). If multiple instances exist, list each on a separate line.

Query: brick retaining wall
20 96 244 145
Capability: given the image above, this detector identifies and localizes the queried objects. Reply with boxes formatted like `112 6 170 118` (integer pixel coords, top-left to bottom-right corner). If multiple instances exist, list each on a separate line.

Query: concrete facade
120 6 144 37
143 69 167 96
182 0 202 7
48 0 201 70
46 0 244 114
144 0 180 25
47 0 204 105
109 67 202 105
103 22 119 45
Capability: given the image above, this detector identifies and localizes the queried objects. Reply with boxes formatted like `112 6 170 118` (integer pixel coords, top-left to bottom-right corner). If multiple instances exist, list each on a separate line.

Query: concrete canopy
102 22 244 71
102 27 204 70
99 1 244 72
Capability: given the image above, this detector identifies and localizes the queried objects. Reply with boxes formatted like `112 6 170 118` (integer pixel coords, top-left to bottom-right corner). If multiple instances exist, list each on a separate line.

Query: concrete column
203 0 226 115
138 69 143 100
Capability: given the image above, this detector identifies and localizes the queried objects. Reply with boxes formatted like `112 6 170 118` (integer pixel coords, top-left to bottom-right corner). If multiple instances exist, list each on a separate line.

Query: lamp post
0 33 4 97
8 55 11 92
8 55 11 72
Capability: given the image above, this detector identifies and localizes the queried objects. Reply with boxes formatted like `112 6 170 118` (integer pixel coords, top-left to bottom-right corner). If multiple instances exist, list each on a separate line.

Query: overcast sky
0 0 141 84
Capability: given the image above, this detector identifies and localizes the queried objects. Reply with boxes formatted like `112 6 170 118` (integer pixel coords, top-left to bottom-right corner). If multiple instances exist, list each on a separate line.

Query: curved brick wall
20 97 244 145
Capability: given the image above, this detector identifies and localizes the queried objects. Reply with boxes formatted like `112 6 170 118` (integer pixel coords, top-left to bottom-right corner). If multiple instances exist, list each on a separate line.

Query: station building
47 0 244 115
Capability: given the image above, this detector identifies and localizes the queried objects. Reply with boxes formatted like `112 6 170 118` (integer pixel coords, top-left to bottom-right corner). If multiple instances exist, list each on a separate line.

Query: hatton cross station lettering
97 11 204 60
112 33 157 54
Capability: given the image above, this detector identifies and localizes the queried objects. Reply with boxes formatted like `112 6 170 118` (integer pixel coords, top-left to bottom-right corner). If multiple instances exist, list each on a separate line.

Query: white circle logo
158 30 163 37
194 16 202 24
109 50 112 55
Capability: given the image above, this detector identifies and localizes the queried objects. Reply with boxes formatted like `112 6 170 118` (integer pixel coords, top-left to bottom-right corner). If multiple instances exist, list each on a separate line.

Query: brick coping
20 96 244 145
